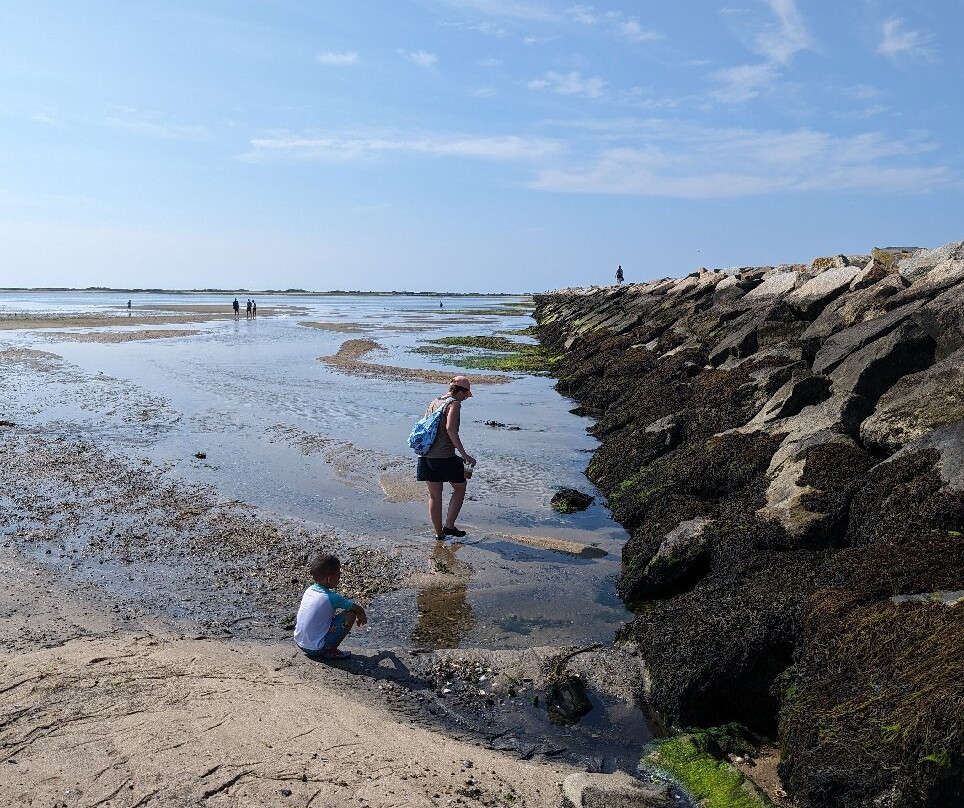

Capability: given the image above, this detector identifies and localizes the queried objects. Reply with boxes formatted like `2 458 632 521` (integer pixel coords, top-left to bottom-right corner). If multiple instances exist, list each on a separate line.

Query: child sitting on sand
294 553 367 661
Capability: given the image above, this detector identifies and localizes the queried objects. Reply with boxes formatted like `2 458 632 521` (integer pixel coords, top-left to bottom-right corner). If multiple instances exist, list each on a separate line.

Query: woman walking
416 376 476 540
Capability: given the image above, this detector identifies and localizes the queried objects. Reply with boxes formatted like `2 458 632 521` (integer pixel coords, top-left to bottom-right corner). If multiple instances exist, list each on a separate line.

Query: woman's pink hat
451 375 473 396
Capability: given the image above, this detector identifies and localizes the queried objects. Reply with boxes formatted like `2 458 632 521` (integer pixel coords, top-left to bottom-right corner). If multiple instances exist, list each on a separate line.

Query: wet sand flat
0 305 297 331
38 328 205 342
320 338 514 385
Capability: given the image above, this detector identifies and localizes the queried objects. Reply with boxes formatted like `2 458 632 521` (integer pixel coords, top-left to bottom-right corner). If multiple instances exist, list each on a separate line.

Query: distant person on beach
616 265 624 285
252 300 257 316
232 297 240 317
246 299 252 319
416 376 476 540
440 301 443 308
127 299 131 316
294 552 367 661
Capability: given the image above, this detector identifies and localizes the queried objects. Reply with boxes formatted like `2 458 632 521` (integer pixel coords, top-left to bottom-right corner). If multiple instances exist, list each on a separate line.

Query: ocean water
0 291 632 651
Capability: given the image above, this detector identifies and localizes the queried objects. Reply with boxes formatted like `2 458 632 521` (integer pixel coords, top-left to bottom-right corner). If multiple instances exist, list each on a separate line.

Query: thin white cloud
528 123 951 197
473 87 498 98
478 57 503 67
755 0 812 64
429 0 558 22
442 20 508 36
878 18 937 62
528 70 605 98
709 63 779 103
316 51 360 66
565 5 598 25
103 108 208 141
244 131 564 163
398 49 439 67
619 17 661 44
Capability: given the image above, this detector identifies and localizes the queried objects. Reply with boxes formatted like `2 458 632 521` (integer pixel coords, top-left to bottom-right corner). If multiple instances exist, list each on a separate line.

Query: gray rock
561 771 674 808
898 241 964 278
891 590 964 606
747 374 831 426
861 348 964 453
887 420 964 492
635 517 713 599
812 301 926 376
744 394 872 536
786 265 862 320
800 274 910 353
708 315 762 366
828 321 935 404
886 258 964 310
743 270 799 300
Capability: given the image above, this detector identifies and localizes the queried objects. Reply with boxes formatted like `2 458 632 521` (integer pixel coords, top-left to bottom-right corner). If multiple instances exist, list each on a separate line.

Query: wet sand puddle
0 291 651 770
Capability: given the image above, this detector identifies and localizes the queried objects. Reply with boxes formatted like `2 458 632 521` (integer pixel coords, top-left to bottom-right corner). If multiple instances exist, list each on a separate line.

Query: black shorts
416 456 466 483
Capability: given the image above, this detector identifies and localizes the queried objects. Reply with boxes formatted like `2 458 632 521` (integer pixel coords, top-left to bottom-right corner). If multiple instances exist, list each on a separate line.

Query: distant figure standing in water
246 299 252 319
252 300 257 317
416 376 476 541
127 299 132 316
615 265 624 285
232 297 240 318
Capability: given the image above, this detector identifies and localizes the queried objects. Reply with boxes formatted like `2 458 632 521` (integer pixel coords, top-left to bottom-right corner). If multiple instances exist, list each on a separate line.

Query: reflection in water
412 541 475 649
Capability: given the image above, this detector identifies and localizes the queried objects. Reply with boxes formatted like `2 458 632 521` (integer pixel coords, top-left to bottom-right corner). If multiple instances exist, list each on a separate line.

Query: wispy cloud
398 49 439 67
429 0 558 22
709 63 779 103
316 51 360 66
878 18 937 62
565 5 598 25
442 20 508 36
528 122 951 197
755 0 812 64
243 131 564 163
103 108 208 141
618 17 661 44
528 70 605 98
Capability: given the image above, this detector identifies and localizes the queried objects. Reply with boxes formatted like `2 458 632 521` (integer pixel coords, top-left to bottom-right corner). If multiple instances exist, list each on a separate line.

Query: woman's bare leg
445 482 467 529
426 481 444 537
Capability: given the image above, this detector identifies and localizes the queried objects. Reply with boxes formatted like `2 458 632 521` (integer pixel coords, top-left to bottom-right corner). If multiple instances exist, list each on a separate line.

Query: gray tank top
424 396 455 458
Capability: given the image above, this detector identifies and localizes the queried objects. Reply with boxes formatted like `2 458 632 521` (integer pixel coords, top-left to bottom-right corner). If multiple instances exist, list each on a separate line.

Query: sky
1 1 962 293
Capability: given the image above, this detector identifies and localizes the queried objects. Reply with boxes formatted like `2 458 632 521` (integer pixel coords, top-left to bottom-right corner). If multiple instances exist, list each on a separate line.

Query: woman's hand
461 454 476 467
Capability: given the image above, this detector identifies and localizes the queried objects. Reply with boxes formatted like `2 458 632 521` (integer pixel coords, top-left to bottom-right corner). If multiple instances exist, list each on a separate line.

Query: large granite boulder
861 349 964 454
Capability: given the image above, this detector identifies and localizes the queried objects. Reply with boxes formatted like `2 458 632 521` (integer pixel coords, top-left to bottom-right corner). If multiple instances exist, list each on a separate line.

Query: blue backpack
408 397 452 455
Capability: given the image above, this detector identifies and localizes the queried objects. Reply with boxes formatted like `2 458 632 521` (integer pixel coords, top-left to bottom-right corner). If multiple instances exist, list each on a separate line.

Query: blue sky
1 1 961 293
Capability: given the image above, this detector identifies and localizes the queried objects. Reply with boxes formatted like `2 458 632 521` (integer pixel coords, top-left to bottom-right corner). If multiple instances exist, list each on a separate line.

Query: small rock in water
550 488 594 513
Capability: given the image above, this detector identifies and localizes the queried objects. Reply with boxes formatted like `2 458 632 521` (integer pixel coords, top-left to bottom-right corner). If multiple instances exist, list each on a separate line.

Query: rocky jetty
534 243 964 808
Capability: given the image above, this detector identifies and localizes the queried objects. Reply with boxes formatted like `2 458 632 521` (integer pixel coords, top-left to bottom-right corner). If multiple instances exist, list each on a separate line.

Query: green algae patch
644 732 774 808
421 335 558 374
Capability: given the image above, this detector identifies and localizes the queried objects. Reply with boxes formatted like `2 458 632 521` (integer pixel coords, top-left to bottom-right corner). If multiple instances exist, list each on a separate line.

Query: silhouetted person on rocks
616 265 624 285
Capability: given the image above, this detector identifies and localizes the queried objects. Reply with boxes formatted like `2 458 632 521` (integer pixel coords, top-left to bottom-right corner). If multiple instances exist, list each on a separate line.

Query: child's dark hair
309 552 340 580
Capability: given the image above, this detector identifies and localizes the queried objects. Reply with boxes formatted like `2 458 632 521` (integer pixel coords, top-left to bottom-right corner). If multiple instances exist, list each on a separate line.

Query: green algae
421 334 558 374
644 731 774 808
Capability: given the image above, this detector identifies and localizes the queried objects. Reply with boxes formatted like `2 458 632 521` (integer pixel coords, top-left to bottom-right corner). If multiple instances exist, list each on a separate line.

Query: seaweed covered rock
534 241 964 808
550 488 595 513
643 728 775 808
